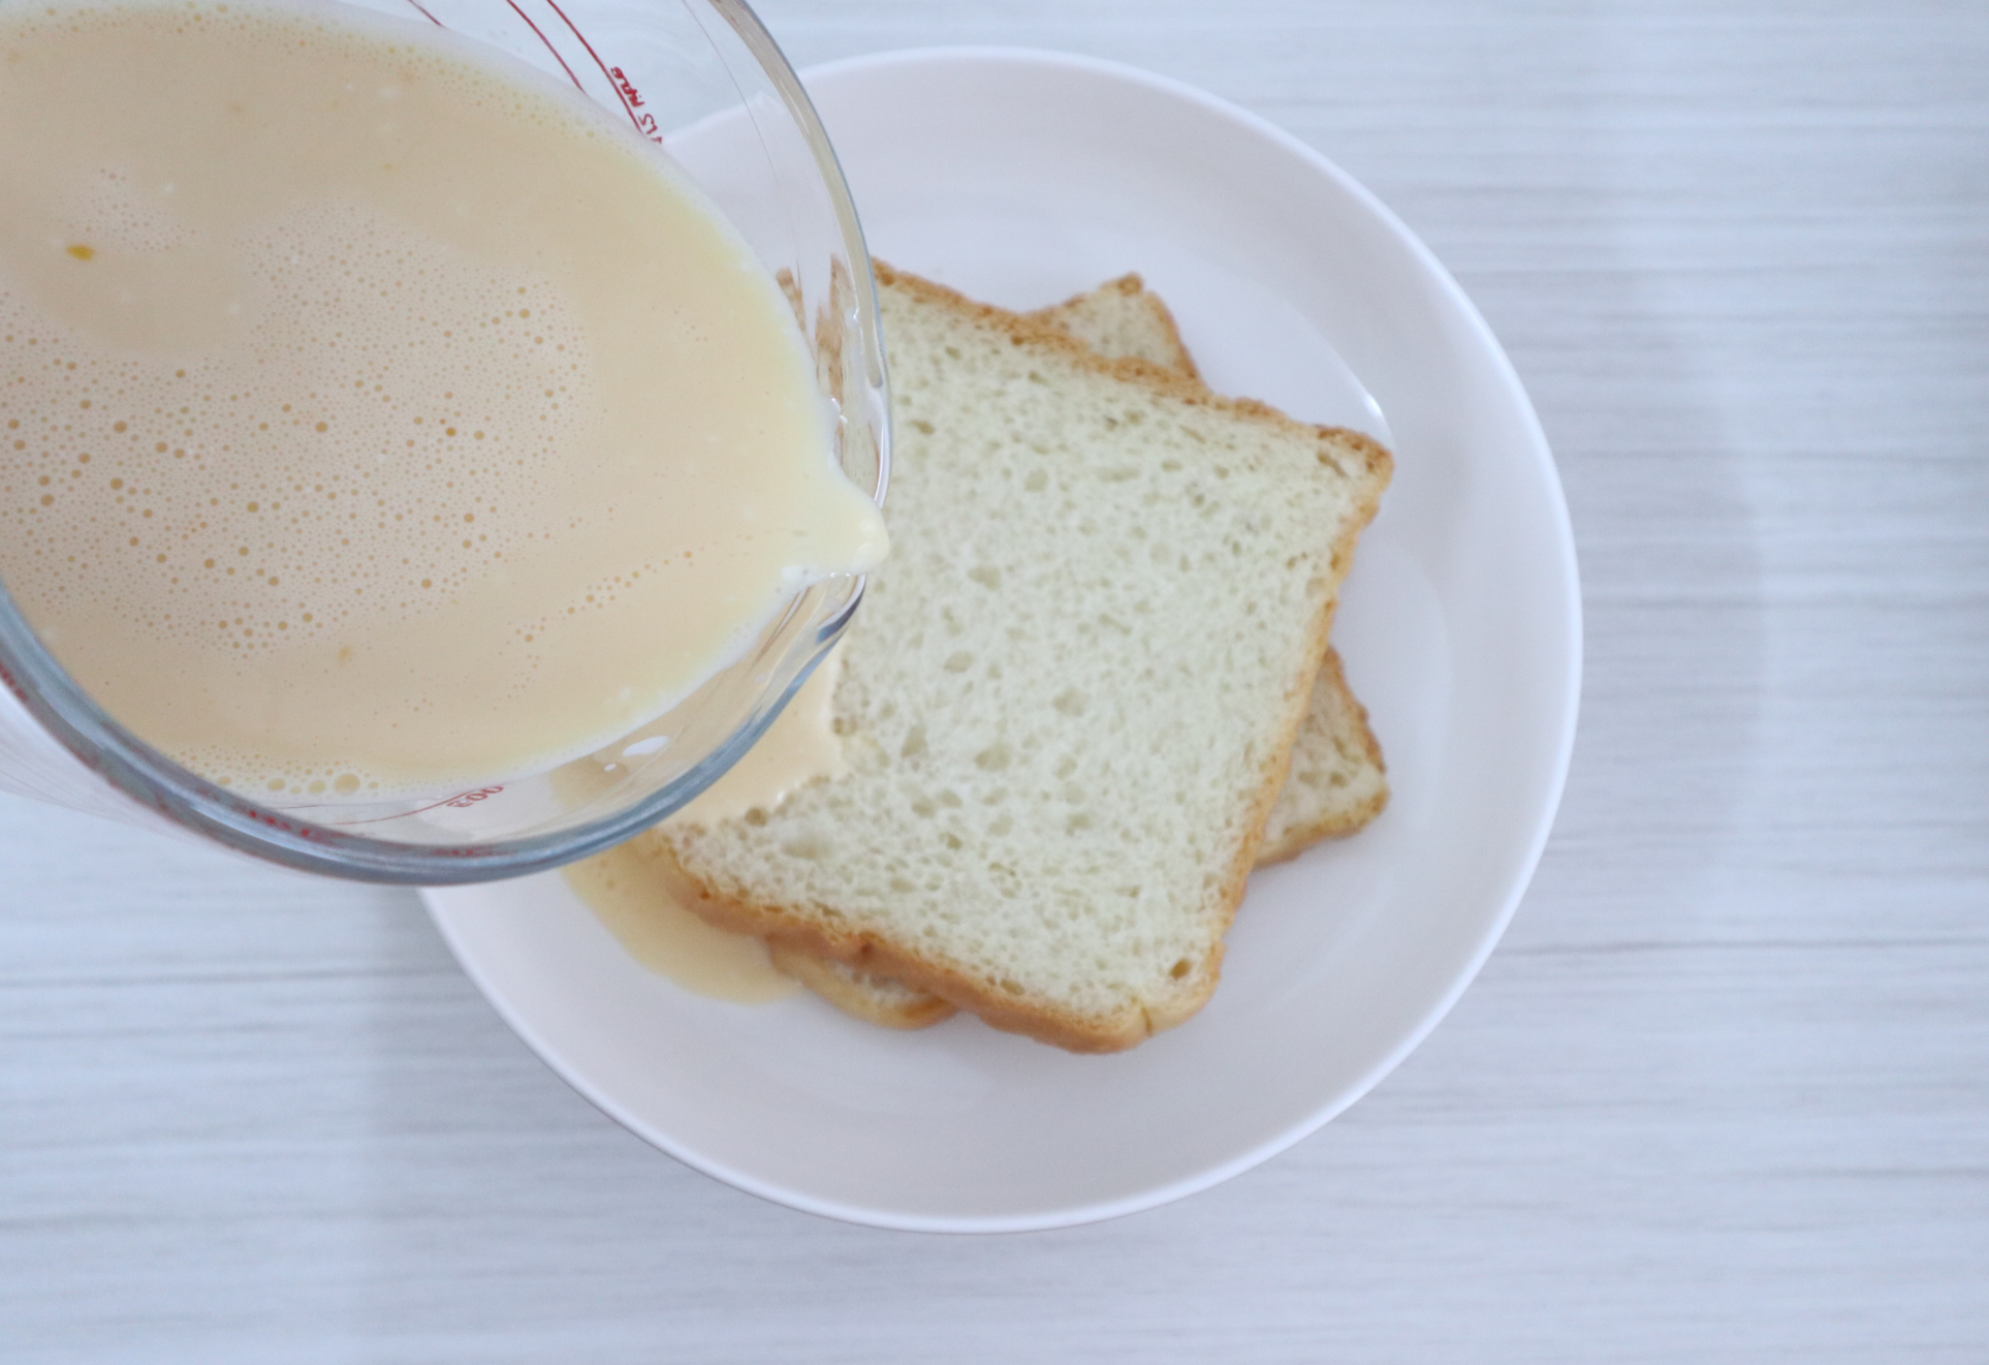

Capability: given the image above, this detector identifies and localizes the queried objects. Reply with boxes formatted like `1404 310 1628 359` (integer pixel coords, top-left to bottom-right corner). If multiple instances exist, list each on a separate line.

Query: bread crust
662 264 1390 1053
648 829 1217 1052
877 263 1395 490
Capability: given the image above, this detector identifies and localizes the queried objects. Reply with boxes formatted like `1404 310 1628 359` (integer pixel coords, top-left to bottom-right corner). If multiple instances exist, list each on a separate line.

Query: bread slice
646 263 1390 1052
771 276 1388 1030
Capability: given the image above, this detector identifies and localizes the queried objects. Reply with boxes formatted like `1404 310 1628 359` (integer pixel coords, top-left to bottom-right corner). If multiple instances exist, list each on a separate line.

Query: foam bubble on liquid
67 167 189 256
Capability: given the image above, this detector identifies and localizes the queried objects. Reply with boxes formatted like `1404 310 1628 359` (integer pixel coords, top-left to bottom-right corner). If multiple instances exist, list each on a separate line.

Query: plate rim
423 43 1583 1234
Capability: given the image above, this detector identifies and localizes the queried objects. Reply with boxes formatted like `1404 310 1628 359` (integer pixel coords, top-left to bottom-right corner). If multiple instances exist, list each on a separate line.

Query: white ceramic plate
423 48 1580 1232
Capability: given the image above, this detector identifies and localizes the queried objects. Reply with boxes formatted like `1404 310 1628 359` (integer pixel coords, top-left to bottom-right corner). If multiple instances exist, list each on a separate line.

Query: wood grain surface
4 0 1985 1359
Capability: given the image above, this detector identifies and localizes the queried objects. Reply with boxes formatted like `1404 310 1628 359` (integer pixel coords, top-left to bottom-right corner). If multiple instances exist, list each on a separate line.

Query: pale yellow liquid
563 838 800 1004
0 1 886 798
563 648 845 1002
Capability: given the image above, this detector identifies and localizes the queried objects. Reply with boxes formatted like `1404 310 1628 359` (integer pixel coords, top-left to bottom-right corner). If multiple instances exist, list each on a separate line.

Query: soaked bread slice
652 264 1384 1058
644 266 1392 1050
773 275 1388 1029
649 263 1389 1052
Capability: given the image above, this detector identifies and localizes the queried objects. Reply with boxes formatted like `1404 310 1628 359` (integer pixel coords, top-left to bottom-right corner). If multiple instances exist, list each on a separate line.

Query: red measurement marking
504 0 586 95
322 784 506 827
402 0 443 26
544 0 659 141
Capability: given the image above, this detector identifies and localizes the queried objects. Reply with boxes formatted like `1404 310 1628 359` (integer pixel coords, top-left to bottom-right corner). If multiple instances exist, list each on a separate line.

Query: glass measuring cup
0 0 889 882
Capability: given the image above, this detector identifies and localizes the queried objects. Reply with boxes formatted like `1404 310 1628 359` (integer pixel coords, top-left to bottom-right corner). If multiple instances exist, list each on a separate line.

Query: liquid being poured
0 0 886 799
563 647 847 1003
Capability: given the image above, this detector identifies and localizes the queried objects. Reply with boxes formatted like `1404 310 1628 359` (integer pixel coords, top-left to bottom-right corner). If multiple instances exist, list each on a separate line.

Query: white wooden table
4 1 1984 1358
